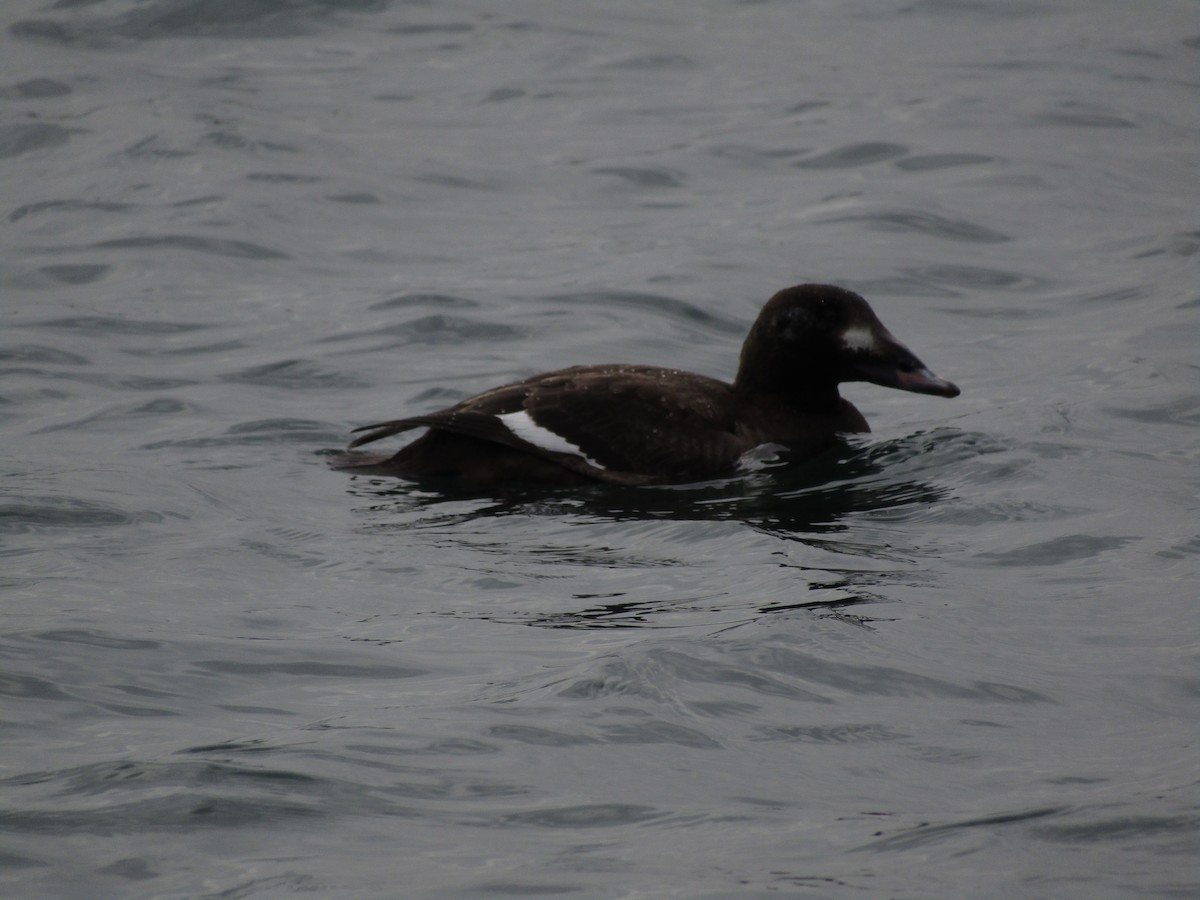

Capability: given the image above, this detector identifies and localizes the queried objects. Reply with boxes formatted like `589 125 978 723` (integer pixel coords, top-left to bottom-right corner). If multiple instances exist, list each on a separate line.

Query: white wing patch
498 410 605 469
840 325 877 353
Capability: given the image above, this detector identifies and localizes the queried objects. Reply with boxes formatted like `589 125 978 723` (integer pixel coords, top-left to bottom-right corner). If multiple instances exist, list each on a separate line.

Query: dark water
4 1 1199 897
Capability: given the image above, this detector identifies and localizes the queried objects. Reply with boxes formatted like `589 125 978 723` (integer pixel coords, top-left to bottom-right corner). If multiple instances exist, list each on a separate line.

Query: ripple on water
591 167 686 189
750 643 1050 702
750 722 909 744
318 314 521 349
219 359 365 390
495 804 666 829
120 339 248 358
1103 397 1200 427
34 397 203 434
894 153 995 171
794 142 909 168
245 171 323 184
546 290 744 334
0 77 72 100
340 427 984 630
601 52 695 70
140 418 339 449
0 672 73 702
0 123 79 158
10 0 383 44
0 345 90 365
904 263 1048 292
706 143 809 166
191 658 428 679
976 534 1137 567
31 316 208 336
9 199 134 222
367 292 480 312
90 234 290 260
414 172 500 191
1034 102 1137 129
485 725 602 748
857 806 1066 853
819 208 1012 243
387 22 476 37
0 497 162 534
0 762 327 834
36 264 109 286
32 629 161 651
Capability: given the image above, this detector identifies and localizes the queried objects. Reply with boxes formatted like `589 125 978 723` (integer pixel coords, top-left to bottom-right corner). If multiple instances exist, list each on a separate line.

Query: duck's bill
852 345 960 398
891 364 960 397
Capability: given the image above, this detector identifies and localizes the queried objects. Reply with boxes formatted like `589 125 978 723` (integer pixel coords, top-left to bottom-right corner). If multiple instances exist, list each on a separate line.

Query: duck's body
336 284 959 487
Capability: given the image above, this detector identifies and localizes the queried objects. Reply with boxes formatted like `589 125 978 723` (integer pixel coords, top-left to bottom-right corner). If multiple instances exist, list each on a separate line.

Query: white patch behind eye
840 325 877 353
498 410 605 469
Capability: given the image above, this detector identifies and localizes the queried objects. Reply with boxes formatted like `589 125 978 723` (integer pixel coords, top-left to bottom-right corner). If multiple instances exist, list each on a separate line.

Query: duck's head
736 284 960 400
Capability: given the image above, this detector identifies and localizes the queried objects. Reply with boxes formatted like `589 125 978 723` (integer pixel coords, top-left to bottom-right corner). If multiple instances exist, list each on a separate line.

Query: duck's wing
348 365 746 484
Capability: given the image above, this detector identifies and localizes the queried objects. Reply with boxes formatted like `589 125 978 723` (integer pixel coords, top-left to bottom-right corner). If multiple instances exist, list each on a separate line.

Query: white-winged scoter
336 284 959 486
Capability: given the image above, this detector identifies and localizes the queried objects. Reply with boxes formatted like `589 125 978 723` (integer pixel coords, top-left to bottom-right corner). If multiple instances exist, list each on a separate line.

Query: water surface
3 1 1198 897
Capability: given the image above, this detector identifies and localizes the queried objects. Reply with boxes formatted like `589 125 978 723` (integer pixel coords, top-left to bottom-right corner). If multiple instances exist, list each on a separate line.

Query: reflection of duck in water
336 284 959 487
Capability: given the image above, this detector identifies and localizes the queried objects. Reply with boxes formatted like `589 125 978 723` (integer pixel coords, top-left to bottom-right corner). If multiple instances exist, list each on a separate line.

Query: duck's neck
733 368 845 415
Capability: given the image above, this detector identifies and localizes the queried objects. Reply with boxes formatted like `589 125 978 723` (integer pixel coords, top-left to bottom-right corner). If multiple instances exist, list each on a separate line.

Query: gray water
3 1 1199 897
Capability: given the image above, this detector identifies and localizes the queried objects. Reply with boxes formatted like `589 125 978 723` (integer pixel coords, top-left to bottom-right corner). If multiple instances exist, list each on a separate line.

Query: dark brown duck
336 284 960 487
